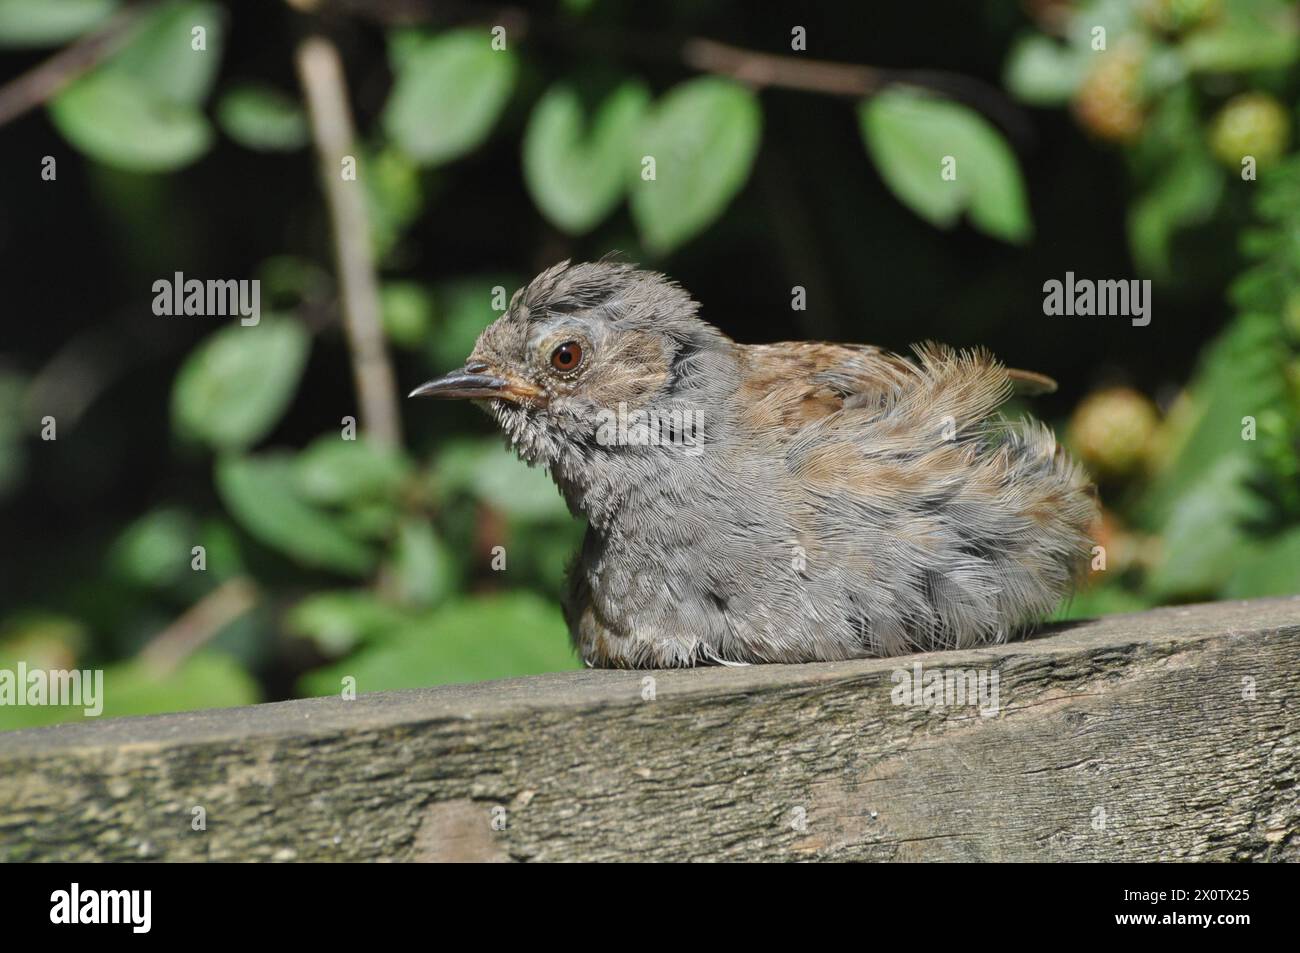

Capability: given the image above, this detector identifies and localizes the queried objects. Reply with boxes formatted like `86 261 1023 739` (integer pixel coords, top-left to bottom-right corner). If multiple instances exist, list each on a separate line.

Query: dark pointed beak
408 366 543 403
408 370 511 400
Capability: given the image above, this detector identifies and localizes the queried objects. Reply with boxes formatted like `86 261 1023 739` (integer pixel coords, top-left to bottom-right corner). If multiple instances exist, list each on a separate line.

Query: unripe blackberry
1073 46 1146 143
1209 92 1290 169
1068 386 1161 479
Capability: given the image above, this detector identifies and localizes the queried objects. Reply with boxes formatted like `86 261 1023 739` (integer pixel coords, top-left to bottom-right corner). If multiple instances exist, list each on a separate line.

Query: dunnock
412 260 1098 667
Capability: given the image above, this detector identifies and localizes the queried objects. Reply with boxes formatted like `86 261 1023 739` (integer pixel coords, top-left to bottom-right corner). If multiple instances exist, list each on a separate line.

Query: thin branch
686 39 1030 141
682 38 882 97
295 34 403 449
139 577 259 674
0 2 157 129
320 0 1026 139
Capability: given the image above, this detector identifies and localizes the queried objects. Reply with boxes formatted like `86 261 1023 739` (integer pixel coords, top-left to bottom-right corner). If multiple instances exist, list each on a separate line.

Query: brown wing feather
736 342 911 435
735 341 1056 437
1006 368 1058 395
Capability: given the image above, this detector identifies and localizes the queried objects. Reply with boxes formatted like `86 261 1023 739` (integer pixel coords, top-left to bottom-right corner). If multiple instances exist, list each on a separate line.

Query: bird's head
410 260 733 473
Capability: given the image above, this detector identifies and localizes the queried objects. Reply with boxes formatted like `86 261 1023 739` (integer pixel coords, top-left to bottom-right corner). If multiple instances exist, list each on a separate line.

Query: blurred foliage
216 82 308 152
49 1 225 172
0 0 1298 730
859 87 1032 242
1008 0 1300 618
382 28 519 166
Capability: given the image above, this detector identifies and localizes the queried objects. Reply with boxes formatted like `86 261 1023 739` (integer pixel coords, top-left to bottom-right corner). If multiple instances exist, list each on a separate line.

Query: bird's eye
550 341 583 373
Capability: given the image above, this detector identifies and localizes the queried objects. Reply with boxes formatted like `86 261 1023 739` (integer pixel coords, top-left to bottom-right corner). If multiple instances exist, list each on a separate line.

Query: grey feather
448 261 1098 667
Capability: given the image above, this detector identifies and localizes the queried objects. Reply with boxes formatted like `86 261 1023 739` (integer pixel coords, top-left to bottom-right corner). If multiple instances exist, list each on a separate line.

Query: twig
318 0 1027 139
0 2 156 129
686 39 1030 141
682 38 882 97
295 34 403 449
139 577 259 674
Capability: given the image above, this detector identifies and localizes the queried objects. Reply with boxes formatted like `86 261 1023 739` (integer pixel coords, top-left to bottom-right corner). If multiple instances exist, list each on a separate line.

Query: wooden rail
1 596 1297 861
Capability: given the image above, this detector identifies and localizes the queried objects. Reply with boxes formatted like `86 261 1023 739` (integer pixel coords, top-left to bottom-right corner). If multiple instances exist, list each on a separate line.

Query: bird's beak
408 367 541 403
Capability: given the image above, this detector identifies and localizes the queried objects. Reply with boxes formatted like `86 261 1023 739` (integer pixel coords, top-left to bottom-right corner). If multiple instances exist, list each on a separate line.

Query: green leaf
1147 455 1268 598
49 70 212 172
1003 34 1084 105
390 517 455 607
523 80 649 234
216 454 376 575
1128 148 1223 278
295 435 412 505
381 28 517 166
108 506 197 588
427 276 517 368
105 0 225 107
506 519 584 593
257 255 330 307
1142 44 1190 96
385 27 426 72
0 652 258 730
629 77 761 254
1134 212 1294 597
100 652 258 718
1052 583 1152 621
364 147 423 260
858 87 1031 243
1126 85 1222 278
299 592 578 694
431 437 568 521
287 590 411 655
337 501 400 541
1181 1 1300 72
196 517 246 578
1063 0 1139 52
1224 528 1300 598
1139 309 1288 525
45 1 225 171
171 319 309 452
380 282 434 348
217 83 308 151
0 0 117 48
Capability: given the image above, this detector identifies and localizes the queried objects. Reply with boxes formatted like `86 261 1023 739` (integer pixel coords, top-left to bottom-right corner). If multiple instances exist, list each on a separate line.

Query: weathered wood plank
1 596 1297 862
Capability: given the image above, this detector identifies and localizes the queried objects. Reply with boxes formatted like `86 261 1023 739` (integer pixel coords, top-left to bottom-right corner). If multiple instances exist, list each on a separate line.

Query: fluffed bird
411 260 1098 667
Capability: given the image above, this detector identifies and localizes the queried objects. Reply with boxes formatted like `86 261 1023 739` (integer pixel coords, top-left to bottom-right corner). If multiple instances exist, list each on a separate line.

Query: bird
410 260 1099 668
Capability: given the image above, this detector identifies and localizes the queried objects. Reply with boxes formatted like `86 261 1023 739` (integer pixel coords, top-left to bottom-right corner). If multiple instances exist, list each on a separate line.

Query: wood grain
1 597 1296 861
